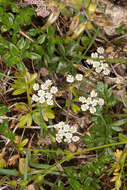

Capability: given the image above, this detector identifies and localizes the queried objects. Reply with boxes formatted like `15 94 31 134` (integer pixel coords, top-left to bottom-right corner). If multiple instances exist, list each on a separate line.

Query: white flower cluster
86 47 110 75
79 90 104 114
32 80 58 105
66 74 83 83
48 121 80 143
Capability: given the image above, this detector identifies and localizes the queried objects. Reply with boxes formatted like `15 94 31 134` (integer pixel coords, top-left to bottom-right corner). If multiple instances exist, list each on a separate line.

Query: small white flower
79 96 86 103
33 83 39 91
91 99 98 106
58 130 65 137
32 94 39 102
46 99 54 105
38 90 45 97
39 96 45 104
86 97 92 105
45 92 53 100
75 74 83 81
72 136 80 142
70 126 77 133
64 138 71 143
91 52 98 59
95 66 102 73
50 86 58 94
56 136 62 143
65 132 72 139
81 104 89 111
86 59 93 65
97 47 104 54
63 124 70 132
41 83 49 90
57 121 65 129
101 63 108 69
90 90 97 98
66 75 74 83
103 68 110 75
99 55 104 59
90 106 96 114
93 61 100 68
98 98 104 106
45 79 52 87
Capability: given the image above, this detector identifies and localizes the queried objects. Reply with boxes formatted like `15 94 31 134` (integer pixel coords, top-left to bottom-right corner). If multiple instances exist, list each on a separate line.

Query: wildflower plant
86 47 111 75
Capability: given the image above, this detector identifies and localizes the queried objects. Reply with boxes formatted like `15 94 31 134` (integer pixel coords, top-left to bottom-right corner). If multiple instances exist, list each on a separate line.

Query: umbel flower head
32 80 58 105
86 47 110 75
47 122 80 143
79 90 104 114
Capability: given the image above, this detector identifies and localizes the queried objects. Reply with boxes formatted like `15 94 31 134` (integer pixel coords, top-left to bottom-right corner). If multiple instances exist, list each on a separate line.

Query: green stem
26 85 32 112
31 141 127 178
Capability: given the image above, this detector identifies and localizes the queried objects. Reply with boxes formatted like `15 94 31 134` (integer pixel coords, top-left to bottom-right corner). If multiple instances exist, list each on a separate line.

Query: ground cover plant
1 0 127 189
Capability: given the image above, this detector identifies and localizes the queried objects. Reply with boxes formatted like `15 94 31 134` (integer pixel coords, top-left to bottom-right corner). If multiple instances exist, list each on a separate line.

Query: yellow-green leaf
12 88 26 95
14 103 28 112
71 104 80 113
0 158 6 168
20 139 28 147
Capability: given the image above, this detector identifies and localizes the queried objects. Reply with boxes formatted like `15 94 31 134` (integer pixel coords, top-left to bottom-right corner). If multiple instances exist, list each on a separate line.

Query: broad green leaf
17 38 26 50
9 43 19 56
32 111 40 125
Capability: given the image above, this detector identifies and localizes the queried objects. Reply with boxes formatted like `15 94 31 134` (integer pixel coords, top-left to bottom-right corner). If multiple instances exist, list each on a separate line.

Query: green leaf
12 88 26 95
16 62 26 73
37 34 46 44
119 133 127 142
111 126 123 132
9 43 19 56
58 44 66 56
0 104 9 116
0 169 19 176
111 119 127 127
0 120 8 132
69 178 81 190
0 120 15 141
17 38 26 50
32 111 40 125
24 52 41 60
71 104 80 113
1 25 8 32
47 26 55 36
18 113 32 127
